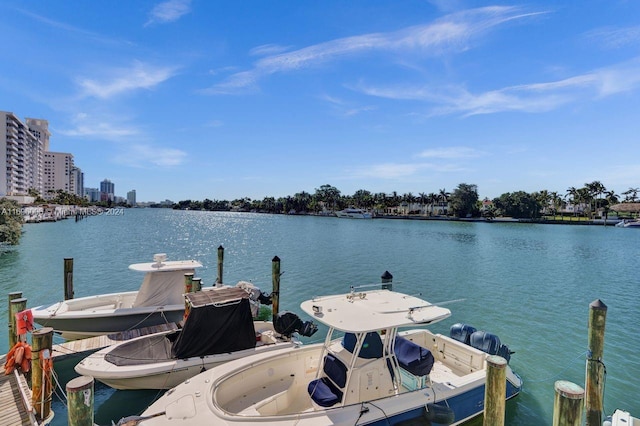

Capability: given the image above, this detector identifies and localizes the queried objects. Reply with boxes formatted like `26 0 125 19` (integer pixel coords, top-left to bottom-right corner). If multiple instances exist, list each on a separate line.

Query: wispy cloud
57 113 139 139
249 44 293 57
586 25 640 49
358 57 640 116
77 61 178 99
319 94 376 117
117 144 188 167
145 0 191 26
417 147 486 159
206 6 545 94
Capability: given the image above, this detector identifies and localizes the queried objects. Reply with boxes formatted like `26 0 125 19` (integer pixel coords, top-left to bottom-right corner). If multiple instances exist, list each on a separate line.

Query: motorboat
335 208 372 219
31 254 202 340
604 409 639 425
130 287 522 425
75 285 317 390
615 219 640 228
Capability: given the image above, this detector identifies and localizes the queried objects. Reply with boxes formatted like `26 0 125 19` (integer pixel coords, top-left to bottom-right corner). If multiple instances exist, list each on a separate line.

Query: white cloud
417 147 485 159
207 6 544 94
249 44 293 57
586 25 640 50
145 0 191 26
77 61 178 99
57 113 139 139
117 144 188 167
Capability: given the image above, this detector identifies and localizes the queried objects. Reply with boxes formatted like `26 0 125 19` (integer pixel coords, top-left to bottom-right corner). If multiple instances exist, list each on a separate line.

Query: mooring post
184 272 194 294
272 256 280 323
192 277 202 293
8 292 23 347
585 299 607 426
553 380 584 426
216 245 224 285
32 327 54 422
64 258 74 300
381 271 393 290
67 376 94 426
483 355 507 426
9 297 27 347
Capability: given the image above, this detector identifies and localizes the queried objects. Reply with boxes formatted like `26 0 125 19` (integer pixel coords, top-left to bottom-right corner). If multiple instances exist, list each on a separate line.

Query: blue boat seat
308 354 347 407
342 332 383 359
394 335 434 377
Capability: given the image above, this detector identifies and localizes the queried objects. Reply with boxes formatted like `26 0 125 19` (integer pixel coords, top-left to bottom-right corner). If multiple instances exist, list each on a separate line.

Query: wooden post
193 277 202 293
483 355 507 426
216 245 224 285
9 297 27 347
184 272 194 294
381 271 393 290
67 376 94 426
64 258 74 300
553 380 584 426
585 299 607 426
8 292 23 347
271 256 280 323
32 327 54 422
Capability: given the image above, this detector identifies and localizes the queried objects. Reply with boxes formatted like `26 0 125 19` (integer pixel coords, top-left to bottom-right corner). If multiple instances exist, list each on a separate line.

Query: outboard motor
469 330 512 363
449 323 477 345
274 311 318 338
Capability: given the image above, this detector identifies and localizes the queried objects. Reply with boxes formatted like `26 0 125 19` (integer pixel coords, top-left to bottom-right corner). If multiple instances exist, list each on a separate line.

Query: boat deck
52 322 179 361
0 355 38 426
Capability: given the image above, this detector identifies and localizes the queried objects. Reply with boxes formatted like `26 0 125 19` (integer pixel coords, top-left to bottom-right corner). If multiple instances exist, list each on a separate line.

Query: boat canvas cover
132 269 195 308
171 292 256 359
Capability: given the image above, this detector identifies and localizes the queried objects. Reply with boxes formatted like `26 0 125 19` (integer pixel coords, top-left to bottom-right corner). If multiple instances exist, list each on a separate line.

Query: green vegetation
0 198 24 245
168 181 639 221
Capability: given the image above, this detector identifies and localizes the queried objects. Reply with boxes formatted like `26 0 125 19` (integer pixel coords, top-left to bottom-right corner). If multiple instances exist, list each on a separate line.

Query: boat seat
342 332 383 359
395 335 434 377
308 354 347 407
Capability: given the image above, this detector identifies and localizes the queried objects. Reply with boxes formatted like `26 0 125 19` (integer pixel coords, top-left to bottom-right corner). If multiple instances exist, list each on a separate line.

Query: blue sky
2 1 639 202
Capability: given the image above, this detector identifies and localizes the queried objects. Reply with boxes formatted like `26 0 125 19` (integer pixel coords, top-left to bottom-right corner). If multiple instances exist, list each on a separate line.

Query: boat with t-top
131 286 522 426
335 208 372 219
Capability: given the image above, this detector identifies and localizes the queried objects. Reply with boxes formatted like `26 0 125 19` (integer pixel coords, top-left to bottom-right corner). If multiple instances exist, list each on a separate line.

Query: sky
1 1 639 203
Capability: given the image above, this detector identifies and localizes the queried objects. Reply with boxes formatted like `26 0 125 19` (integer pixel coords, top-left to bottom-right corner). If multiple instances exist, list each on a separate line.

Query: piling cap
590 299 608 310
554 380 584 399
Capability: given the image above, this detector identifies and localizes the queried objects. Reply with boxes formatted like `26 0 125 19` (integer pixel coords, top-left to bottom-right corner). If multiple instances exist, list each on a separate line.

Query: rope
524 350 589 384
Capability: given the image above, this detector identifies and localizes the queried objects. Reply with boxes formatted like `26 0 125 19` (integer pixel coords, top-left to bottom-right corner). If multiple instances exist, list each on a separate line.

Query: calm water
1 209 638 425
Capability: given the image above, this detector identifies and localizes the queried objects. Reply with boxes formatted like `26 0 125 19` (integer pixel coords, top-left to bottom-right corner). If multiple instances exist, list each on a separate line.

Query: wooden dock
52 322 179 361
0 355 38 426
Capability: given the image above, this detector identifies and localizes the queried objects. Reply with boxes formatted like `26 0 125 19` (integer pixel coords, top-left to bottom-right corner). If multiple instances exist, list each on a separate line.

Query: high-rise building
71 166 84 197
43 151 74 199
100 179 115 202
0 111 45 198
84 187 100 203
127 189 137 206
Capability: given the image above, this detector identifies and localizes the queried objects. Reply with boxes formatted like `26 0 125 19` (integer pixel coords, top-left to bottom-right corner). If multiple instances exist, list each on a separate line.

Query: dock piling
64 258 74 300
193 277 202 292
67 376 94 426
216 245 224 285
271 256 280 323
31 327 54 422
585 299 607 426
553 380 584 426
8 294 26 347
483 355 507 426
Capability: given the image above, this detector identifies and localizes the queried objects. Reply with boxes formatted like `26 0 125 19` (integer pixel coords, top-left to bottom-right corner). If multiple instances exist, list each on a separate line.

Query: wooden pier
0 354 38 426
52 322 179 361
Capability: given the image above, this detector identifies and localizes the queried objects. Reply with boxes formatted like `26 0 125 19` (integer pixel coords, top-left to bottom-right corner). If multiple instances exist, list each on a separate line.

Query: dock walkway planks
52 322 179 361
0 355 38 426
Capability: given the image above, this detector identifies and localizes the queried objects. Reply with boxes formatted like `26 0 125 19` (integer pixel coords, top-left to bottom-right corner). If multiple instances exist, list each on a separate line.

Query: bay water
1 208 638 425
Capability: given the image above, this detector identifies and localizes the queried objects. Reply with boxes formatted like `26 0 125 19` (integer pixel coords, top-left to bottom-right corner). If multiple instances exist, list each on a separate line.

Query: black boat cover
171 294 256 359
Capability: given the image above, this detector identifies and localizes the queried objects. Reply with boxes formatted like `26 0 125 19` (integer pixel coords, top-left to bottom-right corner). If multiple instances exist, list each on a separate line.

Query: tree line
168 181 640 219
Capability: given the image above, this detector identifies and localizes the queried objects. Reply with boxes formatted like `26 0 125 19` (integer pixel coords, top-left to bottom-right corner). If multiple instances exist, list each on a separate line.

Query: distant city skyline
1 2 639 202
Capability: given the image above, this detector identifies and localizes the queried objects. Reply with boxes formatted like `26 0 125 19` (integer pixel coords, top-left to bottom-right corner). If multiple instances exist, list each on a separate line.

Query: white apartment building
0 111 45 198
43 151 74 199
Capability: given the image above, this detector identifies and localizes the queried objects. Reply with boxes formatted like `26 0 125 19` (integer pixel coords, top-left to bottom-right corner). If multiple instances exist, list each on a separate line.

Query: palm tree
623 187 639 202
565 187 578 220
438 188 450 216
427 193 438 216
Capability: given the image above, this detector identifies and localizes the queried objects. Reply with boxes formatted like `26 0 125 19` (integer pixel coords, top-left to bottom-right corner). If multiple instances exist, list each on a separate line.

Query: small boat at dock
31 253 202 340
75 285 317 390
615 219 640 228
335 208 372 219
604 409 640 425
131 287 521 425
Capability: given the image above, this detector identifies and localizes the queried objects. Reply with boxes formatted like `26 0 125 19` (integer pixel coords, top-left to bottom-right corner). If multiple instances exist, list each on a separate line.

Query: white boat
604 409 640 425
131 288 522 426
32 253 202 340
335 208 372 219
75 285 316 390
615 219 640 228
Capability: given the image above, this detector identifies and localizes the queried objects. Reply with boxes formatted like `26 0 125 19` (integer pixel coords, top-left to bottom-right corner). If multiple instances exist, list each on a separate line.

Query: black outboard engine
274 311 318 338
469 330 512 363
450 323 477 345
257 291 273 305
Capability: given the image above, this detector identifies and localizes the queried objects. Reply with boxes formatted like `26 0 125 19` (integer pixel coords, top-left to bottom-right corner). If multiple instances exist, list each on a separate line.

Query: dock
0 355 38 426
52 322 179 361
